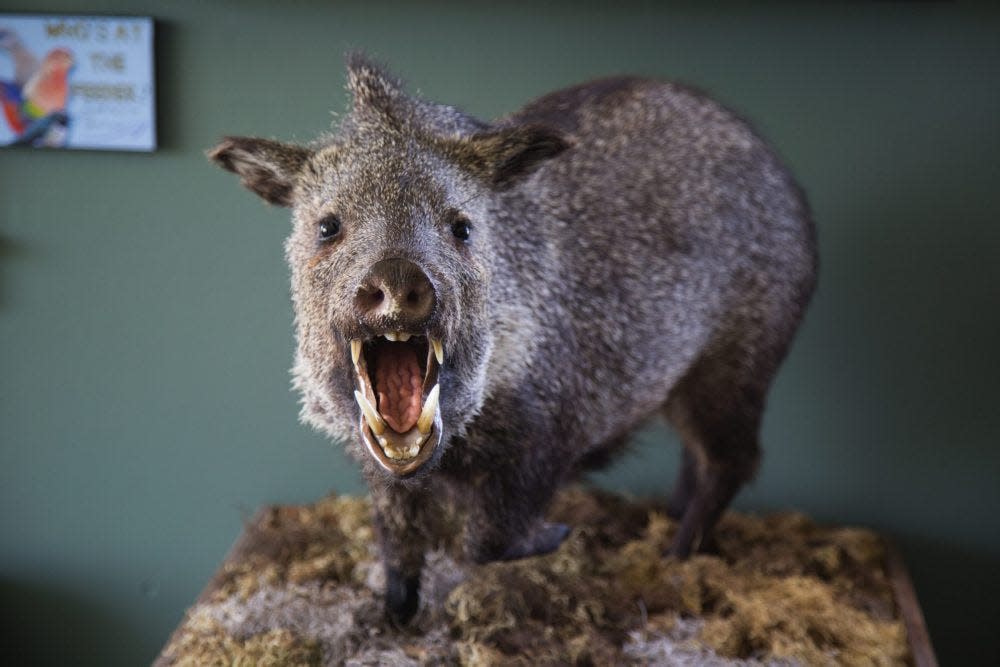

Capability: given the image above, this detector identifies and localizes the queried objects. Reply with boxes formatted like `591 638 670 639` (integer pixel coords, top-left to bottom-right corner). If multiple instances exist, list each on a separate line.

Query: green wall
2 2 997 664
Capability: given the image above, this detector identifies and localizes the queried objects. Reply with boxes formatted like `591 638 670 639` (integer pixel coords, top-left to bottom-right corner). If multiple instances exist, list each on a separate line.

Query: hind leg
664 360 766 558
666 446 698 520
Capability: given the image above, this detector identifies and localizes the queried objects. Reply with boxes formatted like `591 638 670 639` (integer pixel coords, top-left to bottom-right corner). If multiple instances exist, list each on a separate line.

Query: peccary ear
207 137 313 207
345 53 409 127
343 53 568 187
455 124 570 189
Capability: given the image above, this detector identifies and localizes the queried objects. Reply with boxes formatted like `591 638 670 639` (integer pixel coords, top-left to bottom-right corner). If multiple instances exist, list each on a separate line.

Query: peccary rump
209 55 817 624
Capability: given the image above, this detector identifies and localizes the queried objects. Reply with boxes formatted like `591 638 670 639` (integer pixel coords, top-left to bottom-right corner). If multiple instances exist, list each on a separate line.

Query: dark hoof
665 497 687 521
666 524 701 560
501 522 571 560
697 533 721 555
667 528 718 559
535 522 571 555
667 536 693 560
385 569 420 626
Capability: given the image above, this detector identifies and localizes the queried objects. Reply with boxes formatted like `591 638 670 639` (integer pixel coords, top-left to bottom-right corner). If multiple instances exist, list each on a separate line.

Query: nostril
356 285 386 314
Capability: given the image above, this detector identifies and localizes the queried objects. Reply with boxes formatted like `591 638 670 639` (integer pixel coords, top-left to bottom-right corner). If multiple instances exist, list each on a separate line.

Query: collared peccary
209 55 817 624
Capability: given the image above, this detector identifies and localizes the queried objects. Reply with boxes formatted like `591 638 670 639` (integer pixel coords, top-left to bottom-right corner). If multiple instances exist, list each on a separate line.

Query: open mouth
351 332 443 476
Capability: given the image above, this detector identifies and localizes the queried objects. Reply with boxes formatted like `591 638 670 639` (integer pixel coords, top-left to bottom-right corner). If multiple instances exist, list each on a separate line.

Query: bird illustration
0 28 74 147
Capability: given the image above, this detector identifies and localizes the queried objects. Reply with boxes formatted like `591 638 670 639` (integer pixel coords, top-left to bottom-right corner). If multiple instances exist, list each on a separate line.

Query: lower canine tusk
354 390 386 435
417 384 440 434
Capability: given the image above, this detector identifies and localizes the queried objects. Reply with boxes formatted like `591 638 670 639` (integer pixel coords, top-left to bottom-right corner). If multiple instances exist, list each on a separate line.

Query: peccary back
209 56 817 623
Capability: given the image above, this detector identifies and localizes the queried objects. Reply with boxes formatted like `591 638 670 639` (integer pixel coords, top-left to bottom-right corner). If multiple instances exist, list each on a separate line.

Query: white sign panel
0 14 156 151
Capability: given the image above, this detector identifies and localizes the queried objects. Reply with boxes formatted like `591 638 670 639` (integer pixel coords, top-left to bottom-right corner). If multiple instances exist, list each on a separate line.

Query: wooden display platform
156 490 937 666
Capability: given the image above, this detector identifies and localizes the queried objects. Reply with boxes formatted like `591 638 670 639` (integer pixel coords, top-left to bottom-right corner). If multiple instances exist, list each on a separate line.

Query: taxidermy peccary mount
208 55 817 624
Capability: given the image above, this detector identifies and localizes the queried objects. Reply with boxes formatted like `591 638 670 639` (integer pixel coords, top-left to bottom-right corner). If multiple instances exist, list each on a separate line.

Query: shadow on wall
152 19 177 152
0 577 148 666
893 533 1000 666
0 232 29 310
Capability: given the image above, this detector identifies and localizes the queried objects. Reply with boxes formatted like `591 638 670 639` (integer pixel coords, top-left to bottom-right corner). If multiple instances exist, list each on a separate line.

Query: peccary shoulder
209 56 817 624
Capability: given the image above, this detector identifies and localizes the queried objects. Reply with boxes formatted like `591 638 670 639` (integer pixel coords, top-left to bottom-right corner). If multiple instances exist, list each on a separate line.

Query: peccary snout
354 258 436 332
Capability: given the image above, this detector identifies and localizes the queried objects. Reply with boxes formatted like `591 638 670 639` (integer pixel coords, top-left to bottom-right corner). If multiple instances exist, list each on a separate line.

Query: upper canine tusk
431 338 444 365
417 384 440 434
354 390 386 435
351 339 362 366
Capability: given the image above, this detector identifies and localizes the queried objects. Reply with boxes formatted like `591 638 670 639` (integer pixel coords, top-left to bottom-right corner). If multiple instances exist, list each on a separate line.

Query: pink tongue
374 343 422 433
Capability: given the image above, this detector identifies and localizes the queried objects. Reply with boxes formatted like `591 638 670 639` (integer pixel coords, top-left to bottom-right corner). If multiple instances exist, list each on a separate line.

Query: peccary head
209 56 568 479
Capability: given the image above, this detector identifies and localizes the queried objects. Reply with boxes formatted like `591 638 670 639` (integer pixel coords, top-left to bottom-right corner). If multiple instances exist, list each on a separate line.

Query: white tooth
354 390 386 436
351 339 362 366
375 437 405 460
383 332 398 342
397 331 410 342
431 338 444 365
417 384 440 435
407 444 420 457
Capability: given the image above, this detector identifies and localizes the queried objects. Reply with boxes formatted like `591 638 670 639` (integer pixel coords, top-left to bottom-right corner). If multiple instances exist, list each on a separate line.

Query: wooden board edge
885 539 938 667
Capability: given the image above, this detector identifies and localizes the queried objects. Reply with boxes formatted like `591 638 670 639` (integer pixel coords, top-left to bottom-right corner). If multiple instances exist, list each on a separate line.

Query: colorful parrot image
0 27 74 147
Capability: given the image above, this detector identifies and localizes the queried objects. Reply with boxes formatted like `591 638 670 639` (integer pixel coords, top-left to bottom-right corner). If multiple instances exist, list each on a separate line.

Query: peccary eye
318 215 341 240
451 216 471 241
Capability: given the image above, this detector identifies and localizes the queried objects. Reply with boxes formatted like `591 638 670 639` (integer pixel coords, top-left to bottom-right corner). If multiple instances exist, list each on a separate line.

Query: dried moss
162 609 321 666
208 495 377 603
157 487 912 666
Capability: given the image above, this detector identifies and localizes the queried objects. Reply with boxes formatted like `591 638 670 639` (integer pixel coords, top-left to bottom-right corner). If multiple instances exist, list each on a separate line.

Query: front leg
461 465 569 565
370 482 439 625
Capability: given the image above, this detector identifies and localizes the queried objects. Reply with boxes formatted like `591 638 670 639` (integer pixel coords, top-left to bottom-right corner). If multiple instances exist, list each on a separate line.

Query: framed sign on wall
0 14 155 151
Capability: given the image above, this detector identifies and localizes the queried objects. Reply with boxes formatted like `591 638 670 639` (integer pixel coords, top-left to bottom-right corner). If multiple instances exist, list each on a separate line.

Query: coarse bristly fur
207 53 818 624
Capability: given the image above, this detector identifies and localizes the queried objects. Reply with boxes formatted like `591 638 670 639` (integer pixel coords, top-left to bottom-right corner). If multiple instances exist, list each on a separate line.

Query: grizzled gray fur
209 55 817 624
